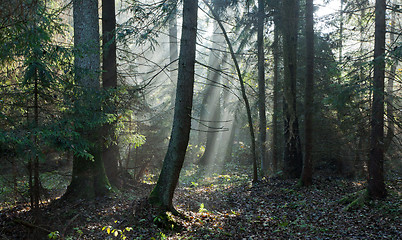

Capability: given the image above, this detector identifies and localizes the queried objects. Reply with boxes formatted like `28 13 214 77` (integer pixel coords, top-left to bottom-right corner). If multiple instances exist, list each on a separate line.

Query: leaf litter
0 167 400 239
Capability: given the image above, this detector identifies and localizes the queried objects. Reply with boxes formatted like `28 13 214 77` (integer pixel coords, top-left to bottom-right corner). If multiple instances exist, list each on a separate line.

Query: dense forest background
0 0 401 239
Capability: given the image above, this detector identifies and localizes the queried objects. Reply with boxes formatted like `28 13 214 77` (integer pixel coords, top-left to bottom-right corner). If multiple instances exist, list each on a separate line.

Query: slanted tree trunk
102 0 120 188
368 0 386 199
301 0 314 186
281 0 303 178
64 0 111 200
148 0 198 212
257 0 267 176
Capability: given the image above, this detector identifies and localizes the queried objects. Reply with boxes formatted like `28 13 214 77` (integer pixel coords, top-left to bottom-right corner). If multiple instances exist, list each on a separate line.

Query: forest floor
0 164 401 239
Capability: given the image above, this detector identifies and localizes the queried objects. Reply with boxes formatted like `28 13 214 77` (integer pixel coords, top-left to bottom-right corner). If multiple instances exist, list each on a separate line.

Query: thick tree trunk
64 0 111 200
368 0 386 199
257 0 267 176
101 0 120 188
281 0 303 178
148 0 198 212
301 0 314 186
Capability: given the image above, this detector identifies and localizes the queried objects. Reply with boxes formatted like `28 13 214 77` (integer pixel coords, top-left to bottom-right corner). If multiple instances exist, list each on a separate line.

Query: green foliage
48 231 60 239
198 203 208 213
102 225 133 239
150 231 167 240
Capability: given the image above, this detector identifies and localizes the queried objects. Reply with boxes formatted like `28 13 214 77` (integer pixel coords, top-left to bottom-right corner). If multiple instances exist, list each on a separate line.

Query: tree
281 0 303 178
64 0 111 199
148 0 198 212
102 0 120 188
300 0 314 186
271 6 281 174
257 0 267 175
367 0 387 199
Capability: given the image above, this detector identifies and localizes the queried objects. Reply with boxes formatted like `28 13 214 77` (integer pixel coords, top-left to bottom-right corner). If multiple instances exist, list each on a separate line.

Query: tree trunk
257 0 267 176
102 0 120 188
33 66 40 209
64 0 111 200
301 0 314 186
281 0 303 178
272 24 279 173
148 0 198 212
368 0 386 199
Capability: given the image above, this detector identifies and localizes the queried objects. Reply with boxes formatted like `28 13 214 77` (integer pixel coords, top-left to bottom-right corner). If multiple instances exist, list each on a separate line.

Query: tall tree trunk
272 19 280 173
301 0 314 186
281 0 303 178
257 0 267 176
102 0 120 188
203 0 258 182
368 0 386 199
148 0 198 212
64 0 111 200
33 67 40 210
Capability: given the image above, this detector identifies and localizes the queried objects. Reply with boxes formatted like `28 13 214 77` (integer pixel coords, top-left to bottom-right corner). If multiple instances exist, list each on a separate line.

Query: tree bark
64 0 111 200
148 0 198 212
102 0 120 188
301 0 314 186
257 0 267 176
281 0 303 178
368 0 386 199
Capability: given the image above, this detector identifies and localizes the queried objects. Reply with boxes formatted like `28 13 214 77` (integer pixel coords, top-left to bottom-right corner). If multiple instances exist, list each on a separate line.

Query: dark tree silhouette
148 0 198 212
368 0 387 199
101 0 120 188
64 0 111 199
281 0 303 178
257 0 267 175
301 0 314 186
